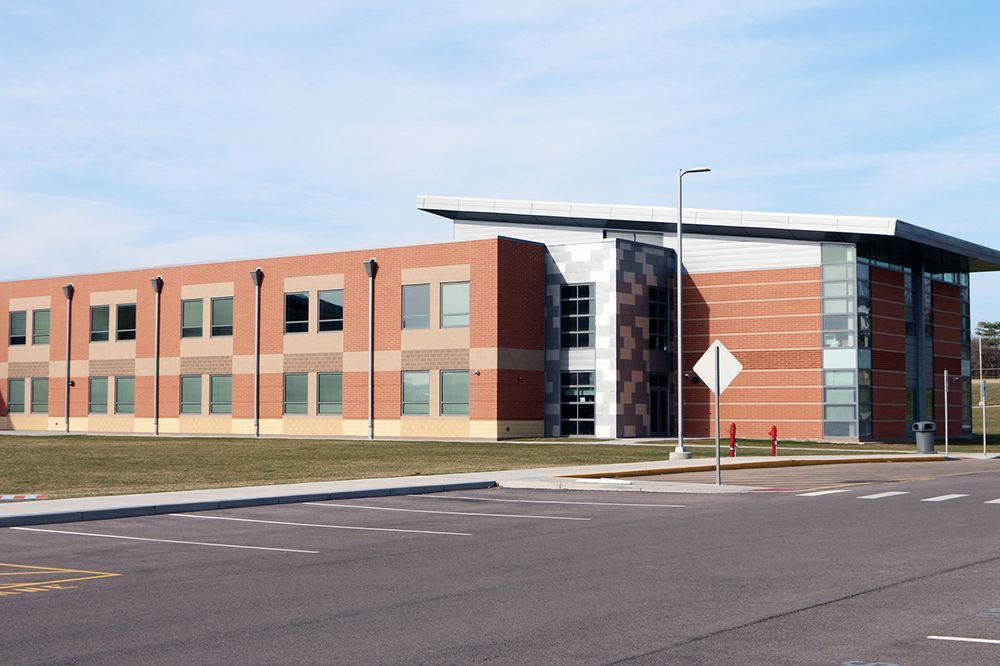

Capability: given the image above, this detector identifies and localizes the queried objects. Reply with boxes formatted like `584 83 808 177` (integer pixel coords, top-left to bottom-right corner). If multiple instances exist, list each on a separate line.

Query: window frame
283 373 308 415
210 374 233 414
560 371 596 436
317 372 343 415
9 310 27 346
284 292 309 334
7 378 25 413
439 370 470 415
116 303 137 341
648 287 669 351
401 370 430 415
401 284 430 330
30 377 49 414
90 305 110 342
114 376 135 414
318 289 344 333
88 376 108 414
560 284 595 349
32 309 50 345
181 299 203 338
210 297 234 337
180 375 202 414
440 282 470 328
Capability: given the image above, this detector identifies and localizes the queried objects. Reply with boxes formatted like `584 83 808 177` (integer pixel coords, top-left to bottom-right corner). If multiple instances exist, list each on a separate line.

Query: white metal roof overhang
418 196 1000 273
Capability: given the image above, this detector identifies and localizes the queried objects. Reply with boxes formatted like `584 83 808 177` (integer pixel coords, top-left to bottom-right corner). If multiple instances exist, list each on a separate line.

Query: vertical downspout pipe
61 284 74 433
150 276 163 436
250 268 264 438
363 258 378 440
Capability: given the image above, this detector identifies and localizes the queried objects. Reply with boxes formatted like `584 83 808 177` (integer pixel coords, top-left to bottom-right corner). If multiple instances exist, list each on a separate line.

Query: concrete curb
561 454 950 479
0 481 497 528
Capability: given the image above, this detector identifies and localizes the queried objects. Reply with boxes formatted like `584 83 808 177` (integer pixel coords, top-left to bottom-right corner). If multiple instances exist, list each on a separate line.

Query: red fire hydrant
769 425 778 456
729 423 737 457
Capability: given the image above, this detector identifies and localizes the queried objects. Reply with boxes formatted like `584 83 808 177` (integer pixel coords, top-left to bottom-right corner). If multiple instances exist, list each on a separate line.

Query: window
9 311 26 345
401 371 429 414
115 376 135 414
440 371 470 415
284 293 309 334
88 377 108 414
560 284 594 348
180 375 202 414
284 373 308 414
181 299 203 338
211 297 233 337
318 290 344 332
7 379 25 413
440 282 470 328
402 284 430 329
210 375 232 414
32 309 50 345
31 377 49 413
649 287 669 351
560 371 595 435
318 373 343 414
90 306 110 342
117 304 136 341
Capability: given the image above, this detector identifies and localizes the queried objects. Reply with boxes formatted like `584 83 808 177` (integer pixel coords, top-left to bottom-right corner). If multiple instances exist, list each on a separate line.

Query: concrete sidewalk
0 453 951 527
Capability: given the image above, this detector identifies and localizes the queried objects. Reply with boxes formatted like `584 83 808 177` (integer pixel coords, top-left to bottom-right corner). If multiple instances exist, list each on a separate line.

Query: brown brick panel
685 403 823 421
726 369 823 387
179 356 233 375
684 331 820 351
872 349 906 372
872 315 905 336
874 421 909 439
871 267 904 287
933 342 962 360
685 386 822 403
283 352 343 373
89 359 137 376
686 266 821 287
481 369 545 420
874 404 908 420
871 282 904 301
684 316 820 335
933 311 962 330
870 300 905 320
401 349 470 370
933 281 962 301
7 361 50 378
872 332 906 351
686 299 821 319
873 386 906 405
493 239 545 350
873 369 906 386
683 281 820 301
683 349 821 371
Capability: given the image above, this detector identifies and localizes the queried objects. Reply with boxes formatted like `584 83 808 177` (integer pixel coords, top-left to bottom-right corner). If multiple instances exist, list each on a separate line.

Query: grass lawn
0 435 723 499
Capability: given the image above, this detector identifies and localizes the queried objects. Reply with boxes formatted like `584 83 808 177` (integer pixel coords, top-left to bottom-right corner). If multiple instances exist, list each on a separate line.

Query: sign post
693 340 744 486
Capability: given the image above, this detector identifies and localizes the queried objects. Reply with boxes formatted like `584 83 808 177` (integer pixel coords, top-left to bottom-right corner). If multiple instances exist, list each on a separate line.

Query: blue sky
2 0 999 322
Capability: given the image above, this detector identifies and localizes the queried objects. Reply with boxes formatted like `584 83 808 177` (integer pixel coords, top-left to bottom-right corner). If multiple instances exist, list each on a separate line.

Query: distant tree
974 321 1000 375
976 321 1000 341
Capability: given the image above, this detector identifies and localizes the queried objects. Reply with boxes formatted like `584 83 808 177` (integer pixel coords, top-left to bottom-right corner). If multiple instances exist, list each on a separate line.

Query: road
1 459 999 664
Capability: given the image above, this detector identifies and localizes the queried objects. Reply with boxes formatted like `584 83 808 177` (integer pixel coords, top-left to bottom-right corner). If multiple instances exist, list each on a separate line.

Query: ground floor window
180 375 202 414
440 370 469 415
7 378 25 413
114 376 134 414
89 377 108 414
561 371 595 435
210 375 232 414
318 373 343 414
402 371 429 414
284 373 308 414
30 377 49 413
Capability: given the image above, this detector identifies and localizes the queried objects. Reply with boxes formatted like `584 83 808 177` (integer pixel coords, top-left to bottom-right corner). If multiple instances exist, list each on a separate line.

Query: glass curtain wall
821 244 859 438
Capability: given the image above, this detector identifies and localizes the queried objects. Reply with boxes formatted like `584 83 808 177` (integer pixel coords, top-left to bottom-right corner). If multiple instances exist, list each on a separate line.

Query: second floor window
182 299 203 338
9 311 26 345
560 284 594 348
211 297 233 337
117 304 136 341
32 309 50 345
440 282 470 328
318 290 344 332
91 306 110 342
285 293 309 334
649 288 669 351
402 284 430 329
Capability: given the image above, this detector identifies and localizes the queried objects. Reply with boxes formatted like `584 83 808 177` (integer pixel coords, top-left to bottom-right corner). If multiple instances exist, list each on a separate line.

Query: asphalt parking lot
2 459 1000 664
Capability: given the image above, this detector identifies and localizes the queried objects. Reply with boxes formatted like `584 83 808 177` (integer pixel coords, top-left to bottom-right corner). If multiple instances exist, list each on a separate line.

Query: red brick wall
932 281 963 435
870 267 908 439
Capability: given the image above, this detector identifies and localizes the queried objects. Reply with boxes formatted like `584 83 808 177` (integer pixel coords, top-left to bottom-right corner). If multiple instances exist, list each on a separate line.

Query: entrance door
649 374 671 436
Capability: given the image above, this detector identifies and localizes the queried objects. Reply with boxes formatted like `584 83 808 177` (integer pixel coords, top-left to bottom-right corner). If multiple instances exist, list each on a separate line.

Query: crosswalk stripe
921 494 969 502
858 491 909 499
797 489 853 497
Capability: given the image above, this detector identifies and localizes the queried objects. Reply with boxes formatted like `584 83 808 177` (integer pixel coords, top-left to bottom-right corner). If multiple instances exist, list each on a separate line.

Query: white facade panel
662 234 822 274
454 221 602 245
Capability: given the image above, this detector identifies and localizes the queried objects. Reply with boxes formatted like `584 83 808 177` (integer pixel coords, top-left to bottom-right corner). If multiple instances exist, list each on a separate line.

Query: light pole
250 268 264 438
672 166 711 461
150 276 163 436
363 258 378 440
61 283 74 433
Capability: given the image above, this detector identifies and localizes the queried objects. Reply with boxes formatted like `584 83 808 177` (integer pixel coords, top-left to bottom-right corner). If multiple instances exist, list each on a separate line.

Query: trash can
912 421 936 454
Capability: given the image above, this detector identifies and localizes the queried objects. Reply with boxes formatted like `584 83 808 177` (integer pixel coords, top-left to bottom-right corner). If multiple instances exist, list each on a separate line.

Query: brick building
2 195 998 441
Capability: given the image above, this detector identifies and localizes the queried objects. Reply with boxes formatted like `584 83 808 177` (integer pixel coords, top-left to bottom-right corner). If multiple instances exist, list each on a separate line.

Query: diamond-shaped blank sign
693 340 743 395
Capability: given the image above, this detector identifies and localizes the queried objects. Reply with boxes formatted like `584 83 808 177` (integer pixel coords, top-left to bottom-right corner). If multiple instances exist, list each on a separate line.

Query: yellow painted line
0 562 119 590
561 456 949 479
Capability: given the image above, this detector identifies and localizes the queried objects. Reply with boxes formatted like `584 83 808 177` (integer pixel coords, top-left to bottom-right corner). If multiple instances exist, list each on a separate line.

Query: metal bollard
729 422 737 457
769 425 778 456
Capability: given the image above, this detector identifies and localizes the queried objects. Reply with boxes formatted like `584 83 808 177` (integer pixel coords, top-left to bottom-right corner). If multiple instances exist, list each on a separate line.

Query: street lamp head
681 167 711 176
150 276 163 293
62 283 74 300
250 267 264 287
363 257 378 279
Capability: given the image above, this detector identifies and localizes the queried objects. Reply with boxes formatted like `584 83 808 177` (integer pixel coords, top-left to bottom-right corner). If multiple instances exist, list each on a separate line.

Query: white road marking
10 527 319 553
413 495 685 508
985 499 1000 504
303 502 589 521
797 489 853 497
575 478 632 485
928 635 1000 645
858 491 910 500
921 494 969 502
169 513 472 536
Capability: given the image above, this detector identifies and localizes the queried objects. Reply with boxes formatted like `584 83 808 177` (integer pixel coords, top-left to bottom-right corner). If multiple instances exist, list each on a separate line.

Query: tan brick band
179 356 233 374
89 358 137 376
7 361 50 378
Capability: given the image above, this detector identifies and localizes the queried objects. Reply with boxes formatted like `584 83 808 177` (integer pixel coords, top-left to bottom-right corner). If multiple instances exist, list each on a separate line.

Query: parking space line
170 513 473 535
921 494 970 502
928 635 1000 645
302 502 590 521
985 499 1000 504
858 491 910 500
796 489 853 497
410 495 685 508
10 527 319 554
